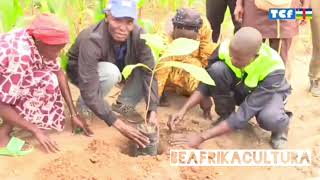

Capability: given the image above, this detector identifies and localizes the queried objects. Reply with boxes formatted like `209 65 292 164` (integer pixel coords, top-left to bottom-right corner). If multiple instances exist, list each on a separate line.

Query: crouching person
66 0 158 147
168 27 292 149
0 14 92 156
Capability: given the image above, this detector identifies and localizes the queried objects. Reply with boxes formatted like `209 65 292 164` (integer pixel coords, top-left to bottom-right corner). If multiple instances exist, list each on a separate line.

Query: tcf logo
269 8 312 20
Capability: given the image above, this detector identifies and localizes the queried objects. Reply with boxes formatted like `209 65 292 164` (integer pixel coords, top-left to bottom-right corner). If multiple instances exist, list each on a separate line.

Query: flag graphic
296 8 312 20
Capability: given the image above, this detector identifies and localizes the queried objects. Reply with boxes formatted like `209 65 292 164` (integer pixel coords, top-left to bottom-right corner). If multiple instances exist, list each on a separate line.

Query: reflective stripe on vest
218 40 285 88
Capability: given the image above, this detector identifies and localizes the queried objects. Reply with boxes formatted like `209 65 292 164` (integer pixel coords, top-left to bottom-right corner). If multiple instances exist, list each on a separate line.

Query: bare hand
234 5 244 23
71 115 94 137
170 134 205 149
34 130 60 153
113 119 150 148
167 110 185 131
200 98 213 120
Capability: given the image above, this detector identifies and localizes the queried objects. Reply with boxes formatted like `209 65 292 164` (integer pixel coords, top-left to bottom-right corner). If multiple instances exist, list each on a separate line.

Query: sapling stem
145 66 156 125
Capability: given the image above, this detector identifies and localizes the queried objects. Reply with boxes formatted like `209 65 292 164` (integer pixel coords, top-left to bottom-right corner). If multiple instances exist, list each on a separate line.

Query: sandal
0 137 33 156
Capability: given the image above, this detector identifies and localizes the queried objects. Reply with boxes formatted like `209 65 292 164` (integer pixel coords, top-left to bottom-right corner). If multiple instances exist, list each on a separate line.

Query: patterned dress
0 29 65 131
156 17 217 96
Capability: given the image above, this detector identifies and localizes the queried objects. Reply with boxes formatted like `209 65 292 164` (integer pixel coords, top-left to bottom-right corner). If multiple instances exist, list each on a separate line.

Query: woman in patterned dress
0 14 93 156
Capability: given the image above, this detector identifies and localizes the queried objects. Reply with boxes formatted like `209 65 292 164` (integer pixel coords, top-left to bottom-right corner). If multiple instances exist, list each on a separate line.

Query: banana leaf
157 61 215 86
122 63 152 79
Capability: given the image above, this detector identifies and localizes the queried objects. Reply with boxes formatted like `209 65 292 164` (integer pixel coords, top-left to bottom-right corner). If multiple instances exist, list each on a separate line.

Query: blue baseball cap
104 0 138 20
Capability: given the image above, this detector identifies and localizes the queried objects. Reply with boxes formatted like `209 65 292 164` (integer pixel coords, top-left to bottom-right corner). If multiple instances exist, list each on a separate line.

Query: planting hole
120 141 167 157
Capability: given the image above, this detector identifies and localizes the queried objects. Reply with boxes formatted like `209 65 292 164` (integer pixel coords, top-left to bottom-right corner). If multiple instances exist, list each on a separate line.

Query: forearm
200 120 233 141
180 90 204 114
0 102 39 134
56 70 77 116
236 0 243 6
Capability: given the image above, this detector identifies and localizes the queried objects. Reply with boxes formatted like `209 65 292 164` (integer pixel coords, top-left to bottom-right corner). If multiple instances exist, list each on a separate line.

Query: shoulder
0 29 33 57
131 24 144 40
78 21 107 46
0 30 36 70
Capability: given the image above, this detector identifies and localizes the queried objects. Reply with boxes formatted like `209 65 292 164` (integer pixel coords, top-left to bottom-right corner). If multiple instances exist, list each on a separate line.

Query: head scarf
27 13 70 45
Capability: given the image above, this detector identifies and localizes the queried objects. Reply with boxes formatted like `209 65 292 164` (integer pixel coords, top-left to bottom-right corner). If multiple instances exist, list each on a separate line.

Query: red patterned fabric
0 29 65 131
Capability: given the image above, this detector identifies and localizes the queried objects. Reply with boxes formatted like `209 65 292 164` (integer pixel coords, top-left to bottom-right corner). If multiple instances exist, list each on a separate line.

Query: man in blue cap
67 0 159 148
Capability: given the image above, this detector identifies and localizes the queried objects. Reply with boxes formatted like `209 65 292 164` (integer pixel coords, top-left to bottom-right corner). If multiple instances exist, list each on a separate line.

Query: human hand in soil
200 98 213 120
167 110 185 131
113 119 150 148
71 115 94 137
33 129 60 153
170 134 205 149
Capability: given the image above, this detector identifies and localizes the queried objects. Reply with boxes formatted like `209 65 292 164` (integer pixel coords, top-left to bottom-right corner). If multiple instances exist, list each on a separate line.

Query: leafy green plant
0 0 24 32
138 19 155 33
122 34 215 124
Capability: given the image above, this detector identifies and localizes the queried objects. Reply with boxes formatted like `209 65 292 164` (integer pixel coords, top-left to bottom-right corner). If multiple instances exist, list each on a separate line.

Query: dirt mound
38 138 215 180
38 139 181 180
39 151 98 180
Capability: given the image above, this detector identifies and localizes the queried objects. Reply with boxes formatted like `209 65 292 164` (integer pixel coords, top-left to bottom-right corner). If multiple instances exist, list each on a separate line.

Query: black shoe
111 102 144 124
271 130 288 149
270 111 292 149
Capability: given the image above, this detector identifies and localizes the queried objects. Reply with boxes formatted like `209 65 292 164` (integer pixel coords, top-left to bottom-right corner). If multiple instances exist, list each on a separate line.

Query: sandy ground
0 14 320 180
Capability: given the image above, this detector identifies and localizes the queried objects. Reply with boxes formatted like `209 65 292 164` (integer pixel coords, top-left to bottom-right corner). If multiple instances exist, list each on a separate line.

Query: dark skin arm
168 90 233 148
54 69 93 136
168 90 204 131
171 121 233 148
0 102 59 152
112 118 150 148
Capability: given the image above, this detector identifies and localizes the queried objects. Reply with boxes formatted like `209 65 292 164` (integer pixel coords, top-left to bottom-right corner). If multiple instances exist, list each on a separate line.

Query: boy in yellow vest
168 27 292 149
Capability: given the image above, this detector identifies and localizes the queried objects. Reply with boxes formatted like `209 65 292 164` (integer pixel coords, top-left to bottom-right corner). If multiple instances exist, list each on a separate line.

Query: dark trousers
207 62 290 133
206 0 241 42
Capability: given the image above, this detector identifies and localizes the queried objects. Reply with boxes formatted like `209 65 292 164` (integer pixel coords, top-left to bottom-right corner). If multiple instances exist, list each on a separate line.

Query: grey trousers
78 62 144 109
207 62 290 133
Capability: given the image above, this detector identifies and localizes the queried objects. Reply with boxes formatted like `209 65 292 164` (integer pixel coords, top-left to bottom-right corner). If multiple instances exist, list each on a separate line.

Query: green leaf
160 38 200 60
94 0 108 22
138 19 155 33
157 61 215 86
140 33 166 60
0 0 24 32
122 63 152 79
60 53 69 72
187 0 196 6
159 0 169 8
137 0 146 8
